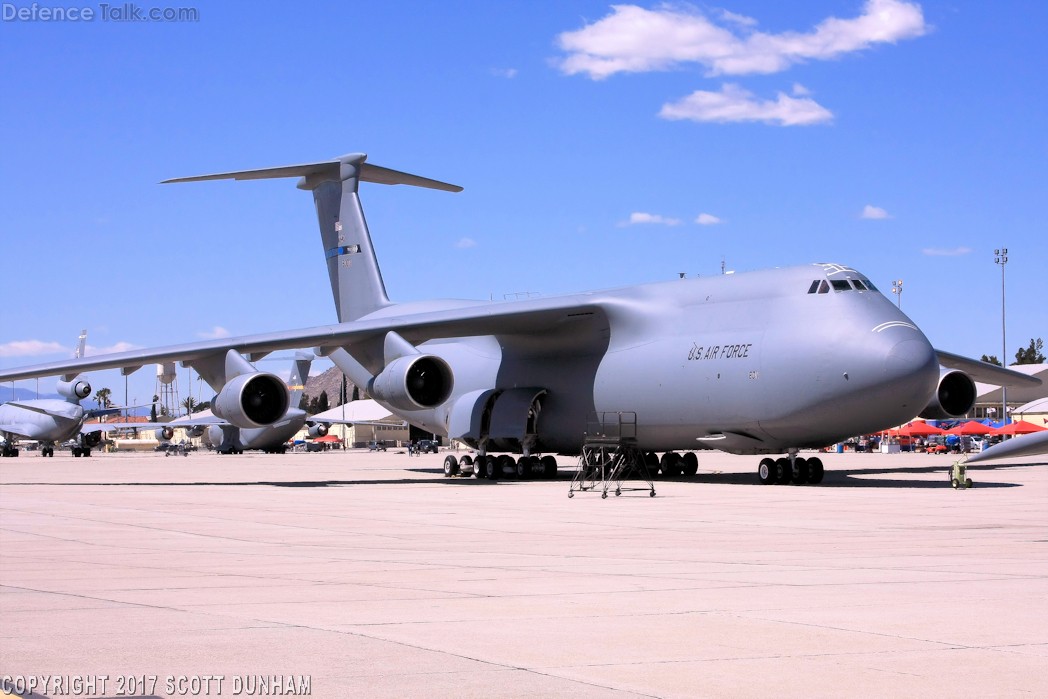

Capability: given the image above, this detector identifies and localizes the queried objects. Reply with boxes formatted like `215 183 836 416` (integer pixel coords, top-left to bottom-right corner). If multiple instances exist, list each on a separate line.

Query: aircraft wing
0 295 610 382
965 431 1048 464
935 350 1042 388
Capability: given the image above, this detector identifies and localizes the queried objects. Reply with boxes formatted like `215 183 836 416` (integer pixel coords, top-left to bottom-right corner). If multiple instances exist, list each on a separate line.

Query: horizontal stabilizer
964 430 1048 464
162 153 463 192
935 350 1042 387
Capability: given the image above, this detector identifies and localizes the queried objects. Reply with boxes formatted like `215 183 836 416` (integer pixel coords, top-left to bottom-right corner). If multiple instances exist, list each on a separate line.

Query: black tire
443 455 459 477
758 458 776 485
515 456 531 479
484 455 498 480
806 457 824 484
660 452 682 478
682 452 698 477
541 455 558 479
775 457 791 484
791 457 809 484
497 454 515 478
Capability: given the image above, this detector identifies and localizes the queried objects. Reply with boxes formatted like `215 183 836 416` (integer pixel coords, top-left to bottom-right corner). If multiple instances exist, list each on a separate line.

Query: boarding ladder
569 412 655 498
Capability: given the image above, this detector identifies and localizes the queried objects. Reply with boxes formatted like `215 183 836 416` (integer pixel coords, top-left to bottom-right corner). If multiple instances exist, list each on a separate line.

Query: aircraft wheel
541 455 558 479
73 448 81 458
443 455 459 477
660 452 682 478
497 454 515 478
965 478 973 488
682 452 698 477
758 458 776 485
951 478 960 489
484 455 499 480
775 458 791 484
791 457 809 484
644 452 658 469
515 456 531 479
806 457 824 484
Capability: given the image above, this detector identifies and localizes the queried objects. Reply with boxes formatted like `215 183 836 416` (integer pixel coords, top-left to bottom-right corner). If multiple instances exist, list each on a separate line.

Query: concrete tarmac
1 448 1046 698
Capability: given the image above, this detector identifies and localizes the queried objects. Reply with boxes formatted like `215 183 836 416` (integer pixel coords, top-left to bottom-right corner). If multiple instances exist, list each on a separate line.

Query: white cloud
455 237 477 248
695 213 723 225
923 247 972 257
791 82 811 96
861 204 891 219
620 212 682 227
0 340 67 358
197 326 231 339
491 67 519 78
556 0 927 79
660 83 833 126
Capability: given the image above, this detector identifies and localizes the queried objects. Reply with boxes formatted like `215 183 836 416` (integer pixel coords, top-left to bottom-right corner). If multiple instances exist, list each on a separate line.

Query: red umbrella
898 421 946 436
945 421 994 436
994 421 1047 436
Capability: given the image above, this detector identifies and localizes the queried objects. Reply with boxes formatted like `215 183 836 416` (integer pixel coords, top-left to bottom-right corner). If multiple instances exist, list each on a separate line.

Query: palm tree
94 387 112 410
182 396 198 415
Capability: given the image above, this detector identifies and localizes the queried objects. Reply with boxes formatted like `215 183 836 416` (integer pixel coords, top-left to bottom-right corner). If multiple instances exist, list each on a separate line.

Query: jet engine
184 425 205 439
368 355 453 412
307 423 329 438
155 426 174 441
83 431 102 448
57 378 91 400
211 372 289 429
919 370 977 420
205 424 227 448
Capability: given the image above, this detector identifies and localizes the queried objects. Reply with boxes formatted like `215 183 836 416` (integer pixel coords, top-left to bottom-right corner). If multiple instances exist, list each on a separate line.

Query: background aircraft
0 331 115 457
0 154 1039 483
110 354 324 455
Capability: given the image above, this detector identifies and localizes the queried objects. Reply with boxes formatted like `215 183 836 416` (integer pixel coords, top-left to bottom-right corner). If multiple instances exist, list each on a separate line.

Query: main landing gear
757 452 824 485
442 454 559 480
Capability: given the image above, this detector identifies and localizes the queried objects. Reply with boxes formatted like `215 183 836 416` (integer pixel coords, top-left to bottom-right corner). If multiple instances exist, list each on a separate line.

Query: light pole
890 279 903 309
995 248 1008 427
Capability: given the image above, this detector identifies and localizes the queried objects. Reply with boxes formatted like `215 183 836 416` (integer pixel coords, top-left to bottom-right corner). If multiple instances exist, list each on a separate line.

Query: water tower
154 362 181 420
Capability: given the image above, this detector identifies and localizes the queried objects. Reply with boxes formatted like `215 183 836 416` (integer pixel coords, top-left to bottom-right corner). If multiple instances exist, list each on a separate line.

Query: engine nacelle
368 354 453 412
919 370 977 420
155 426 174 442
184 425 205 439
211 372 289 429
205 424 227 448
307 423 329 439
83 431 102 448
57 377 91 400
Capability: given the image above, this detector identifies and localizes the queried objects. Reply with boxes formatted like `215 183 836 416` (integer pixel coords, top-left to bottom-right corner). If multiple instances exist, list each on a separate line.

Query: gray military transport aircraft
0 153 1040 483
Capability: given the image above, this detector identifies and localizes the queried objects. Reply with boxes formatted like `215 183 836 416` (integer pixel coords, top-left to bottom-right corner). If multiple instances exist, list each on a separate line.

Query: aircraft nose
882 336 939 405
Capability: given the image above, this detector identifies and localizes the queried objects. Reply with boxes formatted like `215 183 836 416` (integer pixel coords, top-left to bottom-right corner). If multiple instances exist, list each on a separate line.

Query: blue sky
1 0 1045 405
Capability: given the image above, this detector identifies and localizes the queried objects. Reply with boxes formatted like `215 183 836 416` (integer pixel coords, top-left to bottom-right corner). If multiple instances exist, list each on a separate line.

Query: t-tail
163 153 462 323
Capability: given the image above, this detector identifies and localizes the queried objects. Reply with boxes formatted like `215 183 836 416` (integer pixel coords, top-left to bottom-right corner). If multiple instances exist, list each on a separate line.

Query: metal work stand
569 412 655 498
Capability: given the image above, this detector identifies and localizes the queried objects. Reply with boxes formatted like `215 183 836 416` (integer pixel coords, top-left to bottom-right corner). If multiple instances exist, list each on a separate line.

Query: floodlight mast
995 248 1008 430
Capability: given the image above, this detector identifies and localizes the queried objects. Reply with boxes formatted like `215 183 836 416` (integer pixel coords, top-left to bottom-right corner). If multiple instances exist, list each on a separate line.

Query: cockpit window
831 280 851 292
818 280 829 294
864 279 878 291
807 280 820 294
852 279 868 291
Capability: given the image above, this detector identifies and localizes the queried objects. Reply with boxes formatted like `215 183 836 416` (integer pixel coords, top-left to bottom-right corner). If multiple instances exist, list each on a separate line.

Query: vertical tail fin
163 153 462 323
288 352 313 408
75 329 87 359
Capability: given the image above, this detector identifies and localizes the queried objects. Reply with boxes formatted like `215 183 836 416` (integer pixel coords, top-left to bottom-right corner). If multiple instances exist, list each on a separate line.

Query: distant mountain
303 365 359 407
0 386 59 402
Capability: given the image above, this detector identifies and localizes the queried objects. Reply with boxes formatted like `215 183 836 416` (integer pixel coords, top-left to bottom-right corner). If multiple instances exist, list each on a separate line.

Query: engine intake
57 378 91 400
919 370 977 420
155 426 174 442
212 372 289 428
307 423 329 439
368 355 453 412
